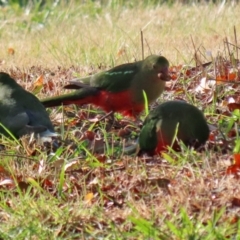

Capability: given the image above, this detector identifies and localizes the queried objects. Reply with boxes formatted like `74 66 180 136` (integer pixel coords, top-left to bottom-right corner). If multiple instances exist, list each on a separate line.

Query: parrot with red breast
41 55 170 117
139 101 209 155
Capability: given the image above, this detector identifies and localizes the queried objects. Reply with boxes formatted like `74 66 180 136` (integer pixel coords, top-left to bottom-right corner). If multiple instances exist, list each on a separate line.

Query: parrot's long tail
41 87 98 108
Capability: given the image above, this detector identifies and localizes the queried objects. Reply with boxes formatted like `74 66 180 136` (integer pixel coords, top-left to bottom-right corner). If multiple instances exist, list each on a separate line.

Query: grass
0 0 239 69
0 0 240 239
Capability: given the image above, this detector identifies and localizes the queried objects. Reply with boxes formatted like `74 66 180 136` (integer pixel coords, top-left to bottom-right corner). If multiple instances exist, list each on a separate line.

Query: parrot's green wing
0 72 55 138
139 101 210 154
139 114 159 152
67 61 141 93
91 62 140 92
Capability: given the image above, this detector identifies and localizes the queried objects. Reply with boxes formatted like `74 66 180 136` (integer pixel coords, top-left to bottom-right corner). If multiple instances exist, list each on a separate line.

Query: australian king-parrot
41 55 170 117
139 101 209 155
0 72 56 139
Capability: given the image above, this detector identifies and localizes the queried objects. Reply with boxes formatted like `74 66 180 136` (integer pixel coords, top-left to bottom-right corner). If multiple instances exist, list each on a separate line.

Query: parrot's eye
153 64 157 70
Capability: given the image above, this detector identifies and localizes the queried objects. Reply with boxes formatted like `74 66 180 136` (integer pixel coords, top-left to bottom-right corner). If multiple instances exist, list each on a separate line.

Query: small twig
190 35 198 67
225 37 231 59
234 26 238 61
189 61 212 71
140 29 144 60
224 41 240 51
223 39 227 59
198 45 210 62
98 111 114 122
144 38 152 55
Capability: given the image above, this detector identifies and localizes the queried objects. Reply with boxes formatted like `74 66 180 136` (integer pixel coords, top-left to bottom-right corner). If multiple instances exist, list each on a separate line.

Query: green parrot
0 72 56 139
41 55 170 117
139 101 209 154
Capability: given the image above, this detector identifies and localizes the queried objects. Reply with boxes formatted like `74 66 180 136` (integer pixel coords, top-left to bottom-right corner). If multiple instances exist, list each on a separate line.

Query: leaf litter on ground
1 40 240 238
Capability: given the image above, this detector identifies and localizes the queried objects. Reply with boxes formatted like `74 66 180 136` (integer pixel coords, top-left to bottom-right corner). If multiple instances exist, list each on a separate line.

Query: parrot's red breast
63 90 144 117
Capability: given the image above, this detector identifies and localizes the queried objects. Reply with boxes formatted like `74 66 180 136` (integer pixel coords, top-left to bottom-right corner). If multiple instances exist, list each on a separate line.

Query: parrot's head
143 55 171 82
0 72 11 82
0 72 17 86
152 56 171 82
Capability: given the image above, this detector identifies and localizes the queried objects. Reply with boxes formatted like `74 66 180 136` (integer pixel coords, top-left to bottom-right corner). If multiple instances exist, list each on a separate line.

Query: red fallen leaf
216 71 237 83
34 75 44 88
226 153 240 175
32 75 44 94
101 184 115 191
80 130 95 141
216 75 228 83
68 118 79 127
42 179 54 189
170 74 178 80
32 76 54 93
228 72 237 81
208 132 216 141
234 153 240 165
44 80 54 92
228 103 240 111
169 65 182 80
94 154 107 163
226 166 237 175
183 169 192 178
85 131 95 141
228 129 237 138
185 69 192 76
230 215 239 224
232 197 240 207
118 128 130 138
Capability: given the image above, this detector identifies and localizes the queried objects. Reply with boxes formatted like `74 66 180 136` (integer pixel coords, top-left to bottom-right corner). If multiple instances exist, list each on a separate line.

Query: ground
0 1 240 239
